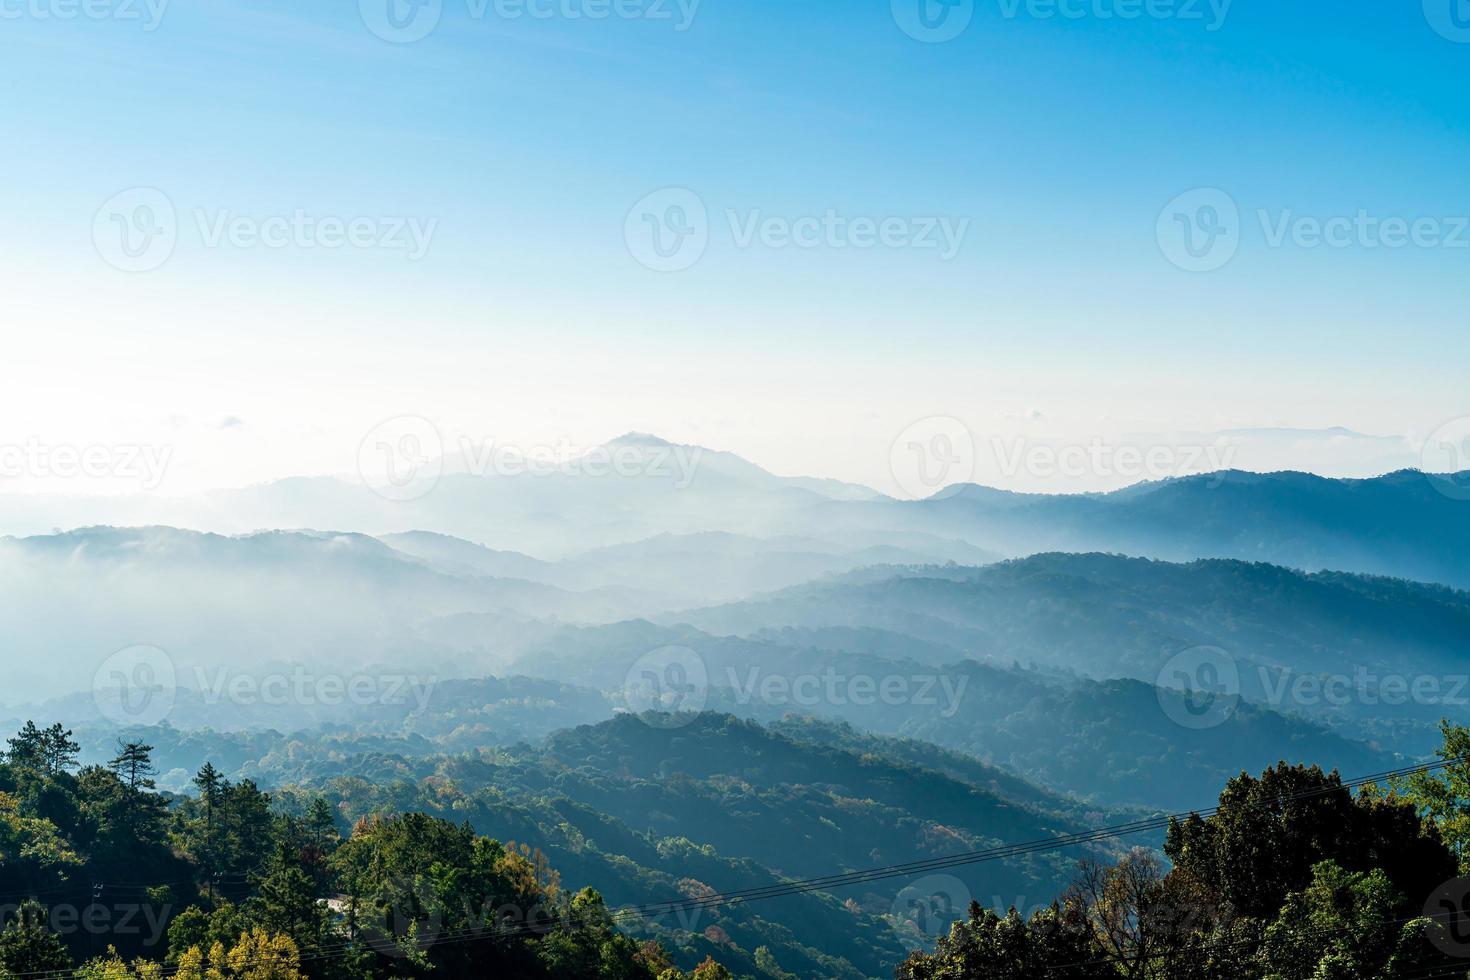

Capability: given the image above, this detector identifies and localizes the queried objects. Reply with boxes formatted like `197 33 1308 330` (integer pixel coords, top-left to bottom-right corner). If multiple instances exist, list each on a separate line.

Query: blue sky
1 0 1467 495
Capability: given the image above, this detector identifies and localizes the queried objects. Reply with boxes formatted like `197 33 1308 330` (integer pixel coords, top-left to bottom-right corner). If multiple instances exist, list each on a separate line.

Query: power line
0 873 255 905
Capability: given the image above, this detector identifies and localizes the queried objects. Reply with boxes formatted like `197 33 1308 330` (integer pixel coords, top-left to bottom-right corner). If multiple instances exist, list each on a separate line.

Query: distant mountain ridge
879 468 1470 587
666 551 1470 755
2 431 1467 584
7 536 1439 812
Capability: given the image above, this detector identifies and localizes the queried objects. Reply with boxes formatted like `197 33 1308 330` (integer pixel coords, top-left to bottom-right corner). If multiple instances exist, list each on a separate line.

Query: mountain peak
605 432 681 449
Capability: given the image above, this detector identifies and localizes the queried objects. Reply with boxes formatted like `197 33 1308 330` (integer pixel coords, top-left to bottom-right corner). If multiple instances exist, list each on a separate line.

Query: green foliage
166 904 249 963
0 901 72 976
197 711 1023 977
109 742 158 792
1393 720 1470 871
7 722 80 778
1166 763 1455 920
753 945 796 978
15 709 1470 980
895 899 1100 980
0 721 692 980
1258 862 1442 980
900 742 1470 980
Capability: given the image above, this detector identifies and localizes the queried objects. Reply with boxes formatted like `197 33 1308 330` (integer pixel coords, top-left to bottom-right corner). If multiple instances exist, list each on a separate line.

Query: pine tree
252 842 328 955
305 798 338 851
109 741 158 792
193 762 226 899
39 724 79 776
5 721 45 772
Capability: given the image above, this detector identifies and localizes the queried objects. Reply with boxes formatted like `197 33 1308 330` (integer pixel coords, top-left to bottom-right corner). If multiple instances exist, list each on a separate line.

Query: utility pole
90 884 103 962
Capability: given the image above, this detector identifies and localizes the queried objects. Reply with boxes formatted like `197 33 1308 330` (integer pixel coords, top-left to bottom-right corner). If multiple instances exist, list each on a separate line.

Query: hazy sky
2 0 1467 497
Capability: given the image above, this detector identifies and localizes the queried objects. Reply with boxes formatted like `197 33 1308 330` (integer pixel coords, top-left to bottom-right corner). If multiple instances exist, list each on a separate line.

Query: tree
40 725 81 777
222 780 275 875
109 742 158 793
194 763 225 822
895 897 1103 980
0 792 83 885
0 901 72 976
689 957 733 980
191 763 226 897
5 722 46 772
251 841 328 954
1166 762 1455 921
219 929 308 980
305 797 339 852
753 945 795 978
1393 720 1470 872
165 905 249 966
89 929 308 980
535 888 650 979
6 715 696 980
1073 848 1167 979
1259 861 1444 980
87 747 170 862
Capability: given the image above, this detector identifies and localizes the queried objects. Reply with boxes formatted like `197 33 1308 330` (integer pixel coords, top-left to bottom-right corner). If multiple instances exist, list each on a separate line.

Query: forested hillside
6 714 1122 977
8 717 1470 979
0 720 769 979
671 552 1470 755
897 725 1470 979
